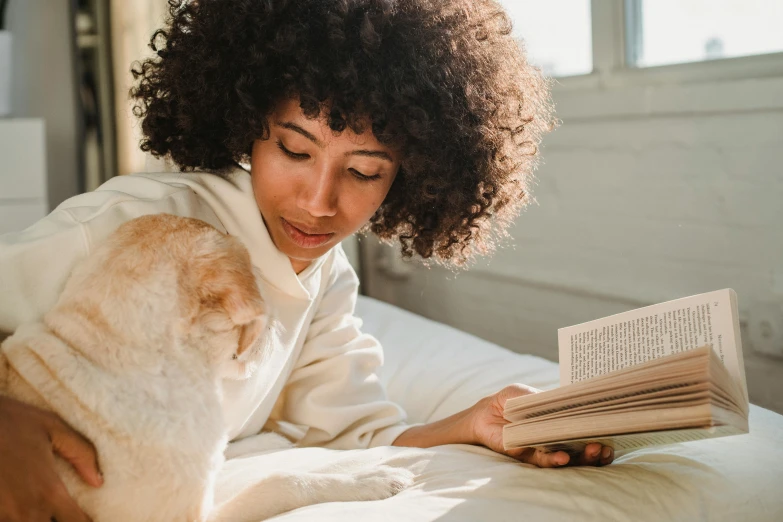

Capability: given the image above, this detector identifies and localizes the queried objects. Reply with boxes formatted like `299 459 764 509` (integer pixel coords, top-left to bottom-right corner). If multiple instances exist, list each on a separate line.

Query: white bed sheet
216 296 783 521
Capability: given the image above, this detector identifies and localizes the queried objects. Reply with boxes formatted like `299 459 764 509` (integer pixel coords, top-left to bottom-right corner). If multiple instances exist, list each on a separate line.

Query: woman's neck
290 258 311 274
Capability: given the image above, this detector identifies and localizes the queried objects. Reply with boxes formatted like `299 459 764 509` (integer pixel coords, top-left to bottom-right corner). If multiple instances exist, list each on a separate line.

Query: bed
216 296 783 521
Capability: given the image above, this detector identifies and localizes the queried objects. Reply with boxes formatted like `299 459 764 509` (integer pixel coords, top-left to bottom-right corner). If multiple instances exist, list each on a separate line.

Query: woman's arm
391 407 476 447
0 210 90 333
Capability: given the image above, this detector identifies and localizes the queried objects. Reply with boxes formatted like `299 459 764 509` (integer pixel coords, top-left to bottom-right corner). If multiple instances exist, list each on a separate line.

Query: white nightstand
0 119 48 234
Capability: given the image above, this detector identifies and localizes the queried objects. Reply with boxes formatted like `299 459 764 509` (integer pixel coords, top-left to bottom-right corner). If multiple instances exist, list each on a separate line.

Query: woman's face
250 98 401 273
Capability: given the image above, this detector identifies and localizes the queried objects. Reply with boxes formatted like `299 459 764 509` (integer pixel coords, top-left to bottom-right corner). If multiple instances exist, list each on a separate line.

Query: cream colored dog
0 214 413 522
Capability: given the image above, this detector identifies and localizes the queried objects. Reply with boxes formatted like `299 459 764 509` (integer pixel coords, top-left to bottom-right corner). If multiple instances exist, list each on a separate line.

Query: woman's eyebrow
275 121 323 146
275 121 394 163
348 150 393 163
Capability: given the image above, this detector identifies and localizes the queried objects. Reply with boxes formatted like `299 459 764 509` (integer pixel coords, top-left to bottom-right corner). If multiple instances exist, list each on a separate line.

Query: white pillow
356 295 560 424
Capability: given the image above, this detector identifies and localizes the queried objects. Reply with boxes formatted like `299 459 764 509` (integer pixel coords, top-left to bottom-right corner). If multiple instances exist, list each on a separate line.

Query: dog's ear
194 235 266 328
237 316 265 356
218 276 265 327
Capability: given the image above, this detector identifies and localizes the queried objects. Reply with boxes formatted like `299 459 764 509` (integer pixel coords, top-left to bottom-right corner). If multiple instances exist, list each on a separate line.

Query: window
499 0 592 78
627 0 783 68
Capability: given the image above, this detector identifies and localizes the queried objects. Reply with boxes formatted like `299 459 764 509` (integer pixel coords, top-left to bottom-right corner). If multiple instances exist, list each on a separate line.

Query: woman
0 0 613 519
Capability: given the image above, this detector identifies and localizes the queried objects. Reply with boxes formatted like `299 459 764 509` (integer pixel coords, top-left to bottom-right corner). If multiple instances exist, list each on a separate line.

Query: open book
502 289 749 454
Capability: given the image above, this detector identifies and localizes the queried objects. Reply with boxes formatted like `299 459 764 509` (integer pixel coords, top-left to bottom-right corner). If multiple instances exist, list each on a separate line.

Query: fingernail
602 447 611 459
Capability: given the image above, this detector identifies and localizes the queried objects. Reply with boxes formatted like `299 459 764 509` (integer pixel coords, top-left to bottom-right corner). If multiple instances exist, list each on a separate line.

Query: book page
558 289 746 397
535 423 748 457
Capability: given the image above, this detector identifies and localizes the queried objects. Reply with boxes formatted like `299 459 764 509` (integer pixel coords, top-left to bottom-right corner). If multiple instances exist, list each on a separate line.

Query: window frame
553 0 783 90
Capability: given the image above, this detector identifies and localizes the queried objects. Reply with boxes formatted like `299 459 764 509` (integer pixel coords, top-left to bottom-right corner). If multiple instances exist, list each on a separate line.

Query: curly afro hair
130 0 554 267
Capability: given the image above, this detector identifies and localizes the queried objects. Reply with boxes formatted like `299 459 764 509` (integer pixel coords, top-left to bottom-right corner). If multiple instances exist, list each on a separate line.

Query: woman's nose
298 168 339 218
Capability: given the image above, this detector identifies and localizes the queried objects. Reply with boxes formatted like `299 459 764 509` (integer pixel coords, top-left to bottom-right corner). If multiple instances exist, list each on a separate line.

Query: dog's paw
349 466 415 500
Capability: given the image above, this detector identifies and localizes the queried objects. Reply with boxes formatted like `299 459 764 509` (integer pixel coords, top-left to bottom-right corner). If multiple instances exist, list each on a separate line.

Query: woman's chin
284 245 334 273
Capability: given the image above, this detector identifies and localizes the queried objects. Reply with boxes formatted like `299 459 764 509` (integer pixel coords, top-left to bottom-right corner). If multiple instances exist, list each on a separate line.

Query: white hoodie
0 168 410 449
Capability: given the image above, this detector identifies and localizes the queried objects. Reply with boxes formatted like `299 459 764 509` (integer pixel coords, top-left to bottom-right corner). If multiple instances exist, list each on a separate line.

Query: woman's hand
393 383 614 468
469 384 614 468
0 395 103 522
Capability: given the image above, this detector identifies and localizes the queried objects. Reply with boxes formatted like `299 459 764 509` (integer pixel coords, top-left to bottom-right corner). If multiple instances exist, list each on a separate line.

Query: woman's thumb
49 420 104 488
497 383 540 402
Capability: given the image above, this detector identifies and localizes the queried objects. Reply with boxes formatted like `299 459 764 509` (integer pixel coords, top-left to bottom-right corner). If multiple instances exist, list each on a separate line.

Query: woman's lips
281 218 334 248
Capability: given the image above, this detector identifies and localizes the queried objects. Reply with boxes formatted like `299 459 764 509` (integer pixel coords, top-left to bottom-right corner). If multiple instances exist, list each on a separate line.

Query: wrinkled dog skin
0 214 414 522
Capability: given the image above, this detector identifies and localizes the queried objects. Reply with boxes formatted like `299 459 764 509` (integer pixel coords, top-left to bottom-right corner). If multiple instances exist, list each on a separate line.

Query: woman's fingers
539 450 571 467
573 443 614 466
600 446 615 466
574 442 602 466
48 479 93 522
0 397 97 522
516 448 570 467
516 443 614 468
46 416 103 488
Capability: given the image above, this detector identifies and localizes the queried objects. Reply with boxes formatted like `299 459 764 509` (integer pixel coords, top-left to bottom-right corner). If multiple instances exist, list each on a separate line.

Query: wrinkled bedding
216 296 783 521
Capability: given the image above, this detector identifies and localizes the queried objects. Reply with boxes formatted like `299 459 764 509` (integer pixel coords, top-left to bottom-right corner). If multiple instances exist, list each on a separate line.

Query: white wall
363 61 783 414
6 0 81 208
0 119 47 233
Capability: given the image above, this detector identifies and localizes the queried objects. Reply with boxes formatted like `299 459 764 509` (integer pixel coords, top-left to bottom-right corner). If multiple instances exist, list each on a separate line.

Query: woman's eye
276 140 309 160
276 139 381 181
349 169 382 182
